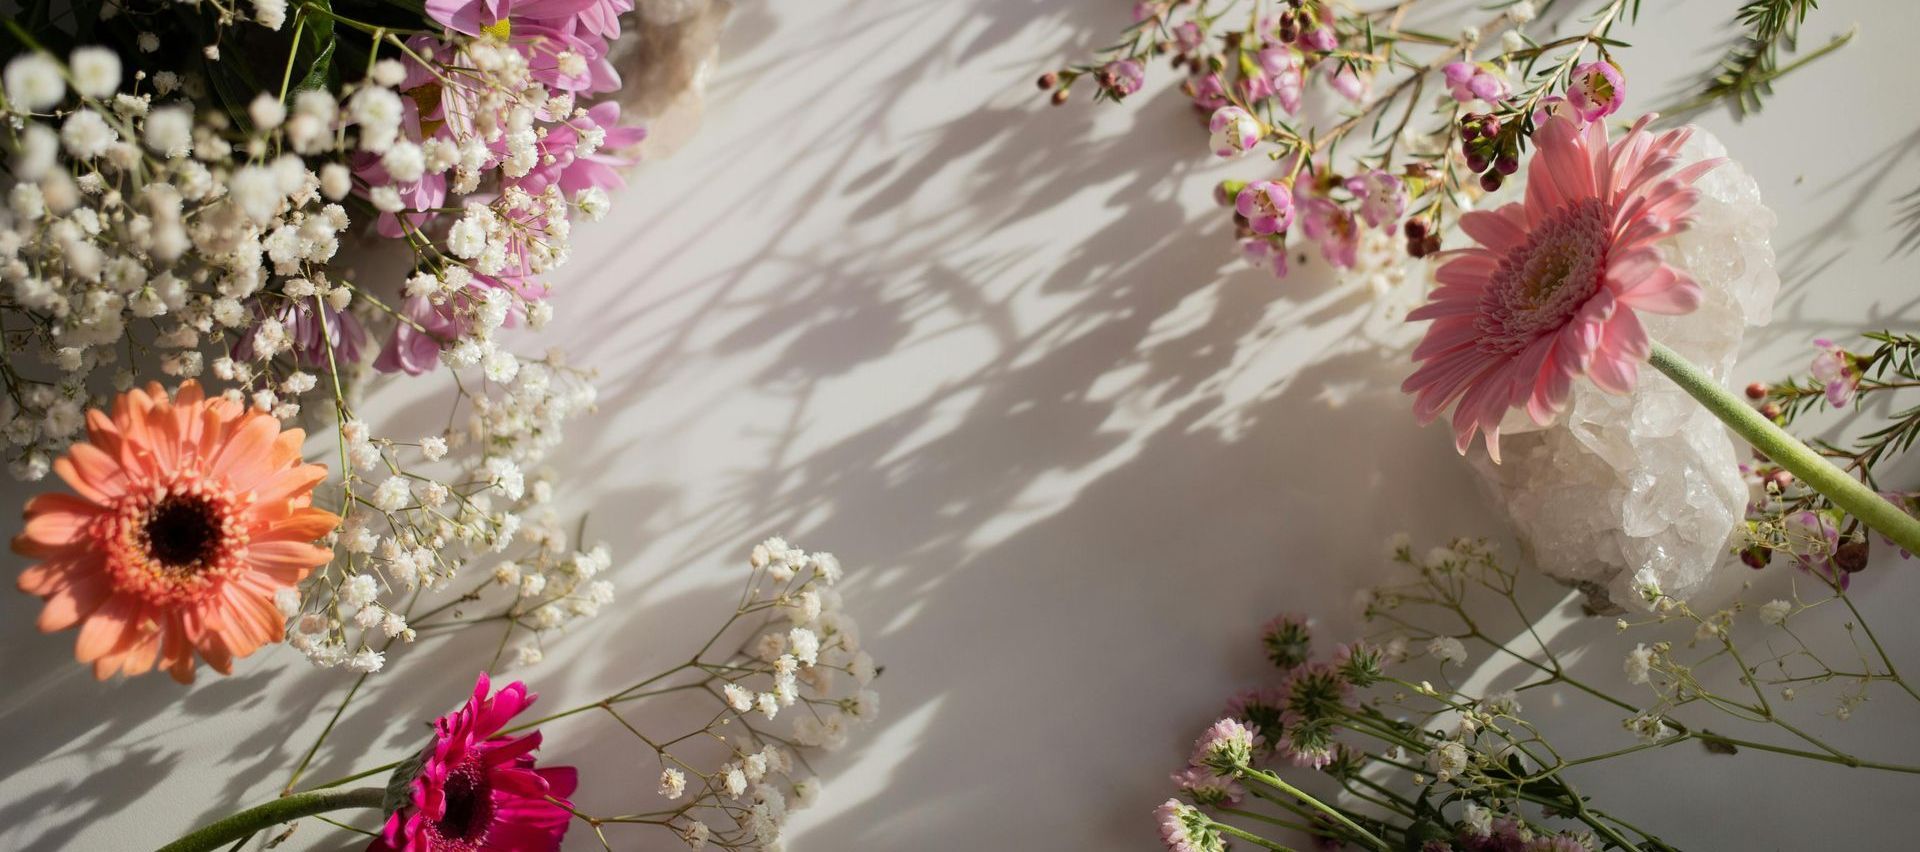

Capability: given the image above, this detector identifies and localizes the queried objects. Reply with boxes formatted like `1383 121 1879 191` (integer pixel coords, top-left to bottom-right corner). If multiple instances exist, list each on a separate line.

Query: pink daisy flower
372 673 578 852
1402 114 1722 460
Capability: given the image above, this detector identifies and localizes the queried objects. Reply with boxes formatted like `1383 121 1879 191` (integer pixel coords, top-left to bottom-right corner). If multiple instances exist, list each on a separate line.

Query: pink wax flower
1810 338 1859 408
1531 94 1580 128
1256 46 1304 113
1241 237 1290 279
1326 64 1368 103
1567 60 1625 122
1300 194 1358 269
370 674 578 852
1236 179 1295 235
1403 114 1722 460
1105 59 1146 97
1345 169 1406 231
1443 61 1509 103
1189 72 1230 111
1172 21 1205 54
1237 71 1275 104
375 296 463 376
1301 26 1337 52
1208 106 1261 158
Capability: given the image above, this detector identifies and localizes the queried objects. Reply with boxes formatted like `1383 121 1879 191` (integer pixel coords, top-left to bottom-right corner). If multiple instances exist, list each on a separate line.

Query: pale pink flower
1326 64 1368 103
1170 766 1245 806
1300 195 1359 269
375 296 462 376
1236 180 1295 235
1345 169 1406 231
1189 72 1229 111
511 101 646 197
1156 800 1223 852
1172 21 1205 54
1403 114 1722 460
1302 26 1337 53
1256 47 1303 114
1443 61 1509 103
1810 338 1858 408
1207 106 1260 158
1241 238 1290 279
1189 717 1259 772
1567 60 1626 122
1105 59 1146 97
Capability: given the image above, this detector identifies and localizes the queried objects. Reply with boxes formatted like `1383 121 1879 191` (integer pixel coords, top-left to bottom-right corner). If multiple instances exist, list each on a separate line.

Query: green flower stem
1239 767 1390 851
1211 821 1301 851
154 786 385 852
1648 341 1920 557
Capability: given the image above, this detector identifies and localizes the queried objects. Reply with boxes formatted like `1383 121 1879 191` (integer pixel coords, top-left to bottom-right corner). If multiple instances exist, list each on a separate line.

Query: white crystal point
1467 127 1779 610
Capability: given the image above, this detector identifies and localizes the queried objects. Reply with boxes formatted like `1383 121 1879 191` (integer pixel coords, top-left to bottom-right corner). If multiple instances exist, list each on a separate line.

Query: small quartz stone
1467 128 1778 610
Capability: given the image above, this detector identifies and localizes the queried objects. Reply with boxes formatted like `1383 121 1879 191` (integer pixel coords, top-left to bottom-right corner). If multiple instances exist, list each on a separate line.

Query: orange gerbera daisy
11 381 339 683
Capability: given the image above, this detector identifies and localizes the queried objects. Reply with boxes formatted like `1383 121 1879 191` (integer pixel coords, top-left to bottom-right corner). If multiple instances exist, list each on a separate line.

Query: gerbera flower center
143 495 223 568
101 475 251 607
1475 198 1612 356
432 760 496 848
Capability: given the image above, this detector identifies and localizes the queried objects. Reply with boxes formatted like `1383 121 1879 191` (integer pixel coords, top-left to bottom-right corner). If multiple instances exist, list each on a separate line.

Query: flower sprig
1160 536 1920 852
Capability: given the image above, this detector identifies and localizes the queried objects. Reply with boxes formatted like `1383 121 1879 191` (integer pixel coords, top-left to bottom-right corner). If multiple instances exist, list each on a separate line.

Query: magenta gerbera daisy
372 674 578 852
1403 113 1722 460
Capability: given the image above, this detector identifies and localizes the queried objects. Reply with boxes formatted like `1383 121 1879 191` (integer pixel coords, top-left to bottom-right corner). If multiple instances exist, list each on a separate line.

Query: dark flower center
143 495 223 569
434 762 495 846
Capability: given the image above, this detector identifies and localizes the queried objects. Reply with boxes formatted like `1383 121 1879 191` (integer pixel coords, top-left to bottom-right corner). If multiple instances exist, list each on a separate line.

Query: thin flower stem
1647 341 1920 556
154 787 385 852
1239 767 1390 851
283 672 371 795
1212 821 1302 851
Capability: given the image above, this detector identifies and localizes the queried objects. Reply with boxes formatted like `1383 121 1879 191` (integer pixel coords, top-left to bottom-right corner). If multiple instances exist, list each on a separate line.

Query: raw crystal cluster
609 0 734 157
1469 129 1779 610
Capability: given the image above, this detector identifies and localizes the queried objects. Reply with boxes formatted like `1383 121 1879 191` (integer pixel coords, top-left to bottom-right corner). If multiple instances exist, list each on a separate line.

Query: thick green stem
1240 767 1390 851
1647 341 1920 557
154 787 385 852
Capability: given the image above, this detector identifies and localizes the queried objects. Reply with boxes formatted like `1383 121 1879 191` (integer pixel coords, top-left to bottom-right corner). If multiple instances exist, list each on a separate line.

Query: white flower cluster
653 538 877 851
1 33 630 670
287 358 599 670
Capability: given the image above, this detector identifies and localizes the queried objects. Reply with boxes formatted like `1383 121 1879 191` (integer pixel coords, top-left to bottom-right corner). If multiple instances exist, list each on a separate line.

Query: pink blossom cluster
345 0 647 376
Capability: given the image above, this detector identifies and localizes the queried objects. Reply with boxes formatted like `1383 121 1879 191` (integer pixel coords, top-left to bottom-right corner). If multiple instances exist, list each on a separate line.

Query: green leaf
296 0 340 93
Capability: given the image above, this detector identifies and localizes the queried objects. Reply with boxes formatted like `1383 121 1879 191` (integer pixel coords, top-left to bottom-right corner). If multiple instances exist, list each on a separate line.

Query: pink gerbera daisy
1403 114 1722 460
372 674 579 852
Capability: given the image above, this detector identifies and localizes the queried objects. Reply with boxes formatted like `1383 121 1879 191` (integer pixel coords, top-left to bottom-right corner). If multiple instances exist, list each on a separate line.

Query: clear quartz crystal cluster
1470 128 1779 610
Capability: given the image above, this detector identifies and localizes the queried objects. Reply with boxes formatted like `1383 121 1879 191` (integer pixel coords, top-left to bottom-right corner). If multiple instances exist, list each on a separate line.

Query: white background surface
5 1 1920 849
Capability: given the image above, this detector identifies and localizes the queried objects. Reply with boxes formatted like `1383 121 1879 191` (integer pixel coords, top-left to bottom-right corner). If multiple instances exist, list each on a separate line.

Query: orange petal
211 414 283 490
36 569 110 632
55 444 128 503
16 492 104 553
116 628 164 677
74 594 136 664
247 465 329 518
271 428 307 469
253 506 340 544
246 540 334 580
84 408 123 458
161 616 196 684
